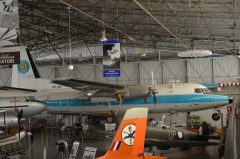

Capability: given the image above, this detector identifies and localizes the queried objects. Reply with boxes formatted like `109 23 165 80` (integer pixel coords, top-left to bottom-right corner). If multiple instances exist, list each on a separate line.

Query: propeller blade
17 109 23 122
20 109 23 118
153 93 157 104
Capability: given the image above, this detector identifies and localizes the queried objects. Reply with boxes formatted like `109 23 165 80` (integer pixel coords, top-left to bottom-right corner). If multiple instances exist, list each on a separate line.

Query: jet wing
52 78 125 91
0 86 36 98
145 139 219 149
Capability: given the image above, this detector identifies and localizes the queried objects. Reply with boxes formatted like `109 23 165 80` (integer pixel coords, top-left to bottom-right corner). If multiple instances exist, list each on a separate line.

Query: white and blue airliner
0 46 231 117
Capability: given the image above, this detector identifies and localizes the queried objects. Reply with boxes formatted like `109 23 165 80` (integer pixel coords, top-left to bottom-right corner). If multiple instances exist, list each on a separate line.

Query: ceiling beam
132 0 189 49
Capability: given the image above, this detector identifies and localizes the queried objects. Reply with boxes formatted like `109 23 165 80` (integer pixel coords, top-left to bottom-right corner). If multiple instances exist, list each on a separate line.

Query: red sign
0 51 20 65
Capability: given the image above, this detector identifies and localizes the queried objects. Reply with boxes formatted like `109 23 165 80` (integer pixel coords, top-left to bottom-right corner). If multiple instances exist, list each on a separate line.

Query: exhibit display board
102 40 121 77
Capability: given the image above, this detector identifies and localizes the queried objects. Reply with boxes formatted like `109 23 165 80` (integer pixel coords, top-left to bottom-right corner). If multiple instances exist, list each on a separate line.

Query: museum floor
17 132 220 159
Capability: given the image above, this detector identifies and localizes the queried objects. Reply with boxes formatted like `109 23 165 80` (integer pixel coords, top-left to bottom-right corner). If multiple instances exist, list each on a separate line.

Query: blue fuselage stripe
44 94 228 107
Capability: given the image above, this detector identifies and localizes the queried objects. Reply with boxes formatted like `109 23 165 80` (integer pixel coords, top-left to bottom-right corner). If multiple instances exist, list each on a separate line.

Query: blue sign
99 40 121 44
103 70 120 77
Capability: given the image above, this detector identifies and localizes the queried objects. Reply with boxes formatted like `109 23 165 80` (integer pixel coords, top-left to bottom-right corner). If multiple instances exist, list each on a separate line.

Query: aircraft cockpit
194 88 212 94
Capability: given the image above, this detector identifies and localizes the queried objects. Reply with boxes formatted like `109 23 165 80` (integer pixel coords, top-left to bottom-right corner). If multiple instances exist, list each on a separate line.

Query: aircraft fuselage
45 93 229 114
0 101 46 117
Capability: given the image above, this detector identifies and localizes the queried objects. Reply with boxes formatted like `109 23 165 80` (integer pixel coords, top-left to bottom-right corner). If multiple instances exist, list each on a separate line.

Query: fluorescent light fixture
178 50 213 58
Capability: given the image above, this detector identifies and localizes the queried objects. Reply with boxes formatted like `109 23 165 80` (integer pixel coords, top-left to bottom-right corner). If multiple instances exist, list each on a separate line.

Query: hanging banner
103 40 121 77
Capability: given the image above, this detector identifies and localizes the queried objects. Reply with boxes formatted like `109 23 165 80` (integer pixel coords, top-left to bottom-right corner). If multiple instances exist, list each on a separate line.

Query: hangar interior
0 0 240 159
19 0 240 63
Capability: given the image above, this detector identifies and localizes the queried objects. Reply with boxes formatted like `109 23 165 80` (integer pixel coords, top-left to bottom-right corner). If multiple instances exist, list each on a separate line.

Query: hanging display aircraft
0 110 25 147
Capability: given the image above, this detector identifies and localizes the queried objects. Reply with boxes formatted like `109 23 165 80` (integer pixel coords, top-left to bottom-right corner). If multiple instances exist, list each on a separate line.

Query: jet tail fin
97 108 149 158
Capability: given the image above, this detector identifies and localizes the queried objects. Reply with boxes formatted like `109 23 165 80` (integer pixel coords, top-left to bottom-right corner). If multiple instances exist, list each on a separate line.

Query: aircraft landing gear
212 113 221 121
106 116 113 123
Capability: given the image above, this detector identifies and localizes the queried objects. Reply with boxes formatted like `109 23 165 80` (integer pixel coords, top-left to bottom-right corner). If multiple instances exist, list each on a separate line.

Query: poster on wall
0 0 19 47
103 40 121 77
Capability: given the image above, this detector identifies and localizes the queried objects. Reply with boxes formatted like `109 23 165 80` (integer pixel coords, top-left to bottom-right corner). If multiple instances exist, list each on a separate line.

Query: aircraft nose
213 95 229 104
228 97 234 104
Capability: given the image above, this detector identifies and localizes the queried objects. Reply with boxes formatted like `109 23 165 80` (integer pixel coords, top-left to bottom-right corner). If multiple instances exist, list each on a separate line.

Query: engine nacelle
123 85 150 99
0 112 19 130
91 97 117 103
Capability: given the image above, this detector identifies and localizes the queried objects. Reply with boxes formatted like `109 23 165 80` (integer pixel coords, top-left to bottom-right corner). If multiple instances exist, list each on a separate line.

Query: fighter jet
144 121 219 150
0 110 26 147
96 117 219 150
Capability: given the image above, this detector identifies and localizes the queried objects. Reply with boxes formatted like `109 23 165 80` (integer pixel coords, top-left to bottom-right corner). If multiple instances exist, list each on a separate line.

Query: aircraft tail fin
97 108 149 159
8 46 40 88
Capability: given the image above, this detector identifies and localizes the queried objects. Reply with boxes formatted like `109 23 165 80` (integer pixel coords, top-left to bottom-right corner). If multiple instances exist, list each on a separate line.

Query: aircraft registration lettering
52 85 62 88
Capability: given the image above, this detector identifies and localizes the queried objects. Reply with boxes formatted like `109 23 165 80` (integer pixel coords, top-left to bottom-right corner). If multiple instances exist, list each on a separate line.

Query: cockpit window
201 88 212 94
194 88 202 93
195 88 212 94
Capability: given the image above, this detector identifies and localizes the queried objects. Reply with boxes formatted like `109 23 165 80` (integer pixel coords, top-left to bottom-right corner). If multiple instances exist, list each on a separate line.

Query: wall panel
74 65 95 81
38 67 55 80
187 58 213 83
213 56 239 83
163 60 187 83
119 63 139 84
139 61 162 85
1 55 239 87
55 67 75 78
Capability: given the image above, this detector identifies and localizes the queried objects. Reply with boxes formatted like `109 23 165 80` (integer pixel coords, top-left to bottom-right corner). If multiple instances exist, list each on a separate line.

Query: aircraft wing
52 78 125 91
0 86 36 98
52 78 126 98
145 139 219 149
